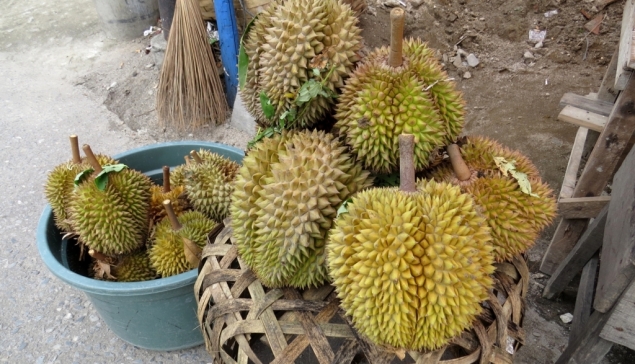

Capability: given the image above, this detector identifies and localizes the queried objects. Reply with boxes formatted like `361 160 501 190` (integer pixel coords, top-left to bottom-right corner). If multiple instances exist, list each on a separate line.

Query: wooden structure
540 2 635 361
195 220 529 364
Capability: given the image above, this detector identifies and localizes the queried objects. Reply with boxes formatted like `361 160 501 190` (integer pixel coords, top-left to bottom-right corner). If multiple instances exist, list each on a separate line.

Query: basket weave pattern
195 222 528 364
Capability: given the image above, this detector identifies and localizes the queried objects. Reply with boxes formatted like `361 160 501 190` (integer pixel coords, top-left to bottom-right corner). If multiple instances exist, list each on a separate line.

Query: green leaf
74 168 94 187
93 164 128 191
336 198 352 217
259 92 275 119
238 16 258 90
296 80 322 104
373 173 400 187
312 68 320 77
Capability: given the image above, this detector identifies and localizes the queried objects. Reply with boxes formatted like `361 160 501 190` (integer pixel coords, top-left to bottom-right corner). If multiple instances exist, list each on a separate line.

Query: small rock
535 41 543 49
382 0 401 7
463 71 472 79
132 71 138 77
524 51 535 59
64 313 72 320
466 54 479 67
89 315 99 322
145 63 155 68
452 56 463 69
456 48 468 57
560 313 573 324
533 332 541 337
442 53 449 63
409 0 424 8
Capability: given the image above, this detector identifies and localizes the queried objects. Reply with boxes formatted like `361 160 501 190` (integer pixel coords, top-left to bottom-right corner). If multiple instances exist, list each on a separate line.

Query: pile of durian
44 136 238 282
231 2 557 353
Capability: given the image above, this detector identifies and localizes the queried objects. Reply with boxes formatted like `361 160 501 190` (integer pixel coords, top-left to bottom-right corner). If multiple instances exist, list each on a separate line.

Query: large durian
149 201 218 277
334 8 464 174
428 136 557 262
241 0 362 128
69 145 152 256
231 129 373 288
327 134 495 351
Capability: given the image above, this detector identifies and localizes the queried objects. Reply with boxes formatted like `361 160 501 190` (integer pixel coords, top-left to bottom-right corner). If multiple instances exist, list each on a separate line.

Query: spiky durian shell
69 169 152 255
44 154 119 233
231 130 373 288
149 211 217 277
149 185 188 222
184 153 239 221
242 0 361 128
327 180 494 351
428 136 557 262
170 164 187 187
112 251 157 282
335 38 465 174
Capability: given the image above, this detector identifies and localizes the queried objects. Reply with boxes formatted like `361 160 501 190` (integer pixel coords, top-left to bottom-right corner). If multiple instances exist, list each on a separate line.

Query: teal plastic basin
37 141 244 351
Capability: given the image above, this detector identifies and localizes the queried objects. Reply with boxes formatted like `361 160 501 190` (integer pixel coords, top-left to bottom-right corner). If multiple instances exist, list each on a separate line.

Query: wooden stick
389 8 405 68
184 155 191 165
399 134 416 192
447 144 471 181
190 150 203 164
70 135 81 164
88 249 109 261
162 166 171 193
163 199 182 230
82 145 103 173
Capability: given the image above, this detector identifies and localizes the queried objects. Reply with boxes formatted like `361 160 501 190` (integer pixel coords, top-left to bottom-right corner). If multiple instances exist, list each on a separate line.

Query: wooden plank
542 205 607 299
600 279 635 350
560 127 589 200
569 254 599 345
594 146 635 312
554 304 613 364
598 49 620 103
541 77 635 274
559 93 614 116
615 0 635 90
558 105 607 132
557 196 611 219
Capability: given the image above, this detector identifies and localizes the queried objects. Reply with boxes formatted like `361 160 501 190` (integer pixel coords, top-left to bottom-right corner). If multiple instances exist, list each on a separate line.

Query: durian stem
88 249 109 261
389 8 405 68
82 145 103 173
447 144 471 181
163 199 183 230
162 166 171 193
184 155 191 165
70 135 81 164
190 150 203 164
399 134 416 193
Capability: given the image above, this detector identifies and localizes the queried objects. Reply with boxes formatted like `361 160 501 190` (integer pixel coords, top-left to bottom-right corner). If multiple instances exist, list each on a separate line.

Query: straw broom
157 0 228 129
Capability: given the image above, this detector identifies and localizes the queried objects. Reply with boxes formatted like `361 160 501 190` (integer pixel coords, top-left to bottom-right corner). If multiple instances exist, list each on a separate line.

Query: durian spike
162 166 171 193
163 199 183 231
82 144 103 173
389 8 405 68
399 134 416 192
70 135 81 164
190 150 203 164
447 144 471 181
88 249 109 261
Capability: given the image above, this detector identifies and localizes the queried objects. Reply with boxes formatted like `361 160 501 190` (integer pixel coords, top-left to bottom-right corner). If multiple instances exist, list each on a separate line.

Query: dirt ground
68 0 633 362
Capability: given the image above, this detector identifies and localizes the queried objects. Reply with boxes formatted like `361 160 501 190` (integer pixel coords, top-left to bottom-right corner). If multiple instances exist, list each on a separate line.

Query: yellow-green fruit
69 169 152 255
112 251 157 282
231 130 373 288
335 39 465 174
149 185 188 222
428 136 557 261
184 153 239 221
327 180 494 351
149 211 217 277
242 0 362 128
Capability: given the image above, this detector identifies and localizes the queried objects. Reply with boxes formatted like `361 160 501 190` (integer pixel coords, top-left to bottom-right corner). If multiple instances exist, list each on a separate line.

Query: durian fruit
241 0 362 128
327 134 495 351
69 145 152 256
183 150 240 221
334 8 465 174
149 200 218 277
428 137 557 262
169 155 191 187
149 166 188 223
91 249 157 282
231 129 373 288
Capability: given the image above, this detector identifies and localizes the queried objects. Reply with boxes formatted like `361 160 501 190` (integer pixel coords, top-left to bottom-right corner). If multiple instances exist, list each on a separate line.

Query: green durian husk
112 251 157 282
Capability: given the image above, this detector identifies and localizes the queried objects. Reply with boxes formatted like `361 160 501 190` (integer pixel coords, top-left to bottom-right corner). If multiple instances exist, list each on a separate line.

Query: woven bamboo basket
195 220 528 364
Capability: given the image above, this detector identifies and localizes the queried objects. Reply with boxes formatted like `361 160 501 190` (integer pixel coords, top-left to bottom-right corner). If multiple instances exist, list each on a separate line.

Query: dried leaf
309 52 328 69
493 157 514 176
394 348 406 360
183 237 202 268
94 260 116 280
493 157 538 197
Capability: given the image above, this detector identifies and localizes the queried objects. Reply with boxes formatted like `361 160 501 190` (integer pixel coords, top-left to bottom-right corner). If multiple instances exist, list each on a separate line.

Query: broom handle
389 8 405 68
447 144 471 181
82 145 103 173
399 134 416 193
162 166 171 193
163 199 183 230
70 135 81 164
190 150 203 164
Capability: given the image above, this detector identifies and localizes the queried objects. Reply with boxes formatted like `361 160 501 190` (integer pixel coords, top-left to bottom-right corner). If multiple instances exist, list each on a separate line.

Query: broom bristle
157 0 228 129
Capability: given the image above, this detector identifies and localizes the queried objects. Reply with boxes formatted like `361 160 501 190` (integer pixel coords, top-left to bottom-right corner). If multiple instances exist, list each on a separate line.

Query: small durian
149 166 188 223
334 8 465 174
231 130 373 288
69 145 152 256
428 137 557 261
112 251 157 282
149 200 217 277
327 134 495 351
184 150 239 221
241 0 362 128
